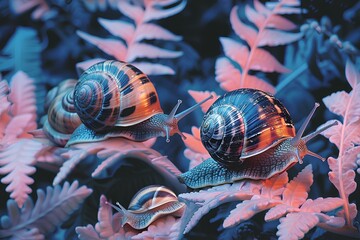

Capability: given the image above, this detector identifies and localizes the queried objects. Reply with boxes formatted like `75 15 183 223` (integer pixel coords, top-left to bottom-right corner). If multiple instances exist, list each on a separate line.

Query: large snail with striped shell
178 89 337 189
106 185 185 230
42 60 212 147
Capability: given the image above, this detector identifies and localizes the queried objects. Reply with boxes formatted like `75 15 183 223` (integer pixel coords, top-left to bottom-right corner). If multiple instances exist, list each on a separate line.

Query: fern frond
0 139 43 208
54 138 184 194
282 164 313 207
8 71 37 121
75 195 138 239
0 27 45 117
179 181 262 233
0 181 92 238
277 212 344 240
132 216 180 240
180 165 349 238
320 60 360 226
78 0 186 76
215 0 304 93
9 0 50 20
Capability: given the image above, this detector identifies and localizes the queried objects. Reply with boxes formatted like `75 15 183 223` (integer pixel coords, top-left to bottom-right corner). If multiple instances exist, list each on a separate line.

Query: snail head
163 95 214 143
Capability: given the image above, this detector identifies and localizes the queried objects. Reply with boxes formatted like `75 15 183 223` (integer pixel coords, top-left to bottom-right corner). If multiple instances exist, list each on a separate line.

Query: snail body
106 185 185 230
178 89 337 189
43 61 212 146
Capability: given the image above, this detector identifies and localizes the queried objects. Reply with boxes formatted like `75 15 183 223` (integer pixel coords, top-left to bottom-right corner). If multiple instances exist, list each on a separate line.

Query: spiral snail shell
42 79 82 146
178 89 337 189
43 61 212 146
106 185 185 230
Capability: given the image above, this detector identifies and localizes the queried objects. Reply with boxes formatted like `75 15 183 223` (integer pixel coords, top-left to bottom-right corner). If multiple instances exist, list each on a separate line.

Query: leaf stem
337 96 352 226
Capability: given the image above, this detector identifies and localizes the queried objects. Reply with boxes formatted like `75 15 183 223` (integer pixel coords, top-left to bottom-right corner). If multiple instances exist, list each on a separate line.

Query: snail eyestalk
291 102 320 145
174 95 214 121
163 95 213 143
105 201 130 227
166 100 182 124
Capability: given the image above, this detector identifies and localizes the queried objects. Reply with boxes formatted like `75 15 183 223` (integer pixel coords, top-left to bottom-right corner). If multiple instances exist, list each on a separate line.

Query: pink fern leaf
8 71 36 118
143 0 187 22
300 197 344 212
328 147 360 196
10 0 51 20
80 0 184 76
150 155 183 177
53 146 100 185
265 204 299 221
180 181 262 233
277 212 338 240
76 58 106 75
320 60 360 226
117 1 143 25
223 197 281 228
77 31 127 60
98 18 135 44
230 7 257 47
0 181 92 238
127 43 182 62
215 57 275 93
95 195 121 238
2 114 36 144
0 79 10 117
130 62 176 75
0 139 43 208
35 146 65 169
272 5 303 15
261 171 288 199
218 0 302 92
183 148 209 169
337 203 358 223
135 23 182 41
182 126 210 169
132 216 180 240
76 225 101 240
258 29 303 47
282 164 313 208
91 143 186 192
183 127 207 155
188 90 218 113
76 195 138 240
92 147 160 178
250 2 298 30
251 48 290 73
219 37 249 68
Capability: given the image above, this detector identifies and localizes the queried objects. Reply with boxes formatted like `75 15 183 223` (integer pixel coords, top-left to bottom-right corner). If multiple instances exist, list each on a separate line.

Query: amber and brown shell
74 60 163 131
201 88 295 168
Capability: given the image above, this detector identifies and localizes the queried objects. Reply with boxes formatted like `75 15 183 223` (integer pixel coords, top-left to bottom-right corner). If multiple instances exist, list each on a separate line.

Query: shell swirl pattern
201 88 295 167
74 61 163 132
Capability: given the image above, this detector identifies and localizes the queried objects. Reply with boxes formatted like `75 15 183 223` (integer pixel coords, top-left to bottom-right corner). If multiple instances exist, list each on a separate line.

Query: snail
106 185 185 230
42 79 82 146
43 60 212 146
178 89 337 189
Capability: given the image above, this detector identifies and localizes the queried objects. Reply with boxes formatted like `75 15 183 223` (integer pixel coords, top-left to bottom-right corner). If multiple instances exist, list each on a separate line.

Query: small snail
106 185 185 230
178 89 337 189
43 60 212 146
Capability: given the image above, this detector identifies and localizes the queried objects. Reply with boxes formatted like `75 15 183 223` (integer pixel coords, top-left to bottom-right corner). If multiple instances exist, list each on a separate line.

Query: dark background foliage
0 0 359 239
